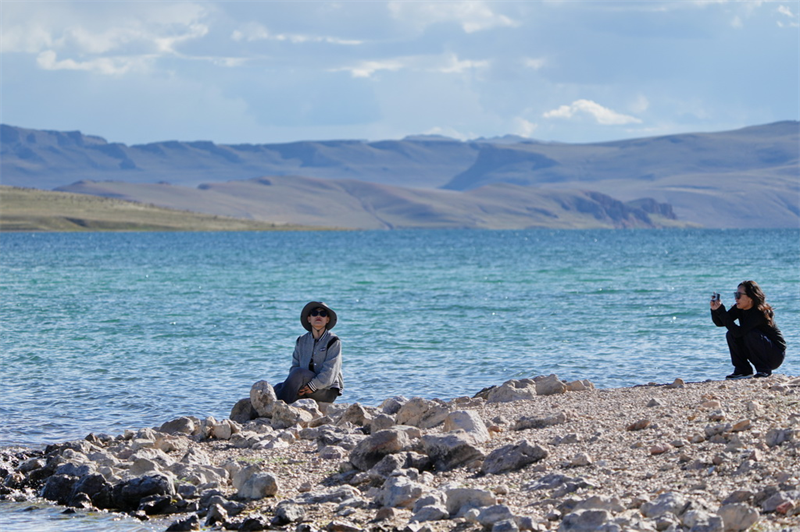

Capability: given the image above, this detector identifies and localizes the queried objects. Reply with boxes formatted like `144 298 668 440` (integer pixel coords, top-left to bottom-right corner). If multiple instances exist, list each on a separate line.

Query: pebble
649 443 672 455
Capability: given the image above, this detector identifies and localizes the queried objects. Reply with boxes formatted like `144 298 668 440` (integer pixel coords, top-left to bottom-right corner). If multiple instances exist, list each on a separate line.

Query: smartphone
711 292 720 302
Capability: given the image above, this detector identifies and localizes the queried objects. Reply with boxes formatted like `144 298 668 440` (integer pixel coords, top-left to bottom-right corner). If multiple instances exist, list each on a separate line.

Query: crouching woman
711 280 786 379
273 301 344 404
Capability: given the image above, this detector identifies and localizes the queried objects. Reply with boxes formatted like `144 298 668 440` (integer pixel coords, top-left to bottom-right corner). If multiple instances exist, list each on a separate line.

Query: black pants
727 330 785 375
273 368 339 404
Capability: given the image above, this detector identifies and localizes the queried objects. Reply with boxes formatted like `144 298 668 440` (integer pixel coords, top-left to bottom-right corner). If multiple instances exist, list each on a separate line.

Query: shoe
725 372 752 380
753 371 771 378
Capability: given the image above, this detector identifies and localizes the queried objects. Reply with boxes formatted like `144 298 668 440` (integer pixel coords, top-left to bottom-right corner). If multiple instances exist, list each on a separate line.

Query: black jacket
712 304 786 351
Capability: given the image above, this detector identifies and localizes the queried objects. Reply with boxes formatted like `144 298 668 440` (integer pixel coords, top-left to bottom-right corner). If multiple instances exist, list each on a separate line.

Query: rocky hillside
2 122 797 228
55 177 684 230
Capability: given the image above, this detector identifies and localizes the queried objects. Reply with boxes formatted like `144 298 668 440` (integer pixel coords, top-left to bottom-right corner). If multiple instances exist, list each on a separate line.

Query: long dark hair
739 280 775 326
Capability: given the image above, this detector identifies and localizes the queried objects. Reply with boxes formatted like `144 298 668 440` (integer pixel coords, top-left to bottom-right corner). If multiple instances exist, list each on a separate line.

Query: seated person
273 301 343 403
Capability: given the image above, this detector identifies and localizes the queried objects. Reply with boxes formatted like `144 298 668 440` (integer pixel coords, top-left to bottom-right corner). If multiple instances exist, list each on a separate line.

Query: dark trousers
727 330 785 375
273 368 339 405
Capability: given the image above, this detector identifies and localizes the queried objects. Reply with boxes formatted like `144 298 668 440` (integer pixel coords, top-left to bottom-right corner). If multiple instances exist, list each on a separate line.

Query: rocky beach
1 374 799 532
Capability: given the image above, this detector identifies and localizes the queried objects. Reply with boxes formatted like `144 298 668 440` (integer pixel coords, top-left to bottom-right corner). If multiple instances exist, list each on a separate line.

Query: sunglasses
310 309 328 317
734 292 747 300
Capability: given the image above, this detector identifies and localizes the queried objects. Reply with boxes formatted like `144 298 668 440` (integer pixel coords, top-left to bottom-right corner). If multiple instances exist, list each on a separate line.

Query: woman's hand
710 298 722 311
298 385 313 397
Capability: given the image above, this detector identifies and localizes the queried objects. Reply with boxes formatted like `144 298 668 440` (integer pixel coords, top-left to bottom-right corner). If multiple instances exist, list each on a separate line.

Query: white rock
486 383 537 403
380 476 426 509
445 487 496 516
396 397 450 429
536 374 567 396
444 410 491 443
477 504 516 527
570 453 593 467
412 505 449 522
271 401 315 429
640 492 687 519
250 380 277 418
717 503 759 531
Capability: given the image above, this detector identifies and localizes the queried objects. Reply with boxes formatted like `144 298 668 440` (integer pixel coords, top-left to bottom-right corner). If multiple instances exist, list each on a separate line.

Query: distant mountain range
1 122 797 229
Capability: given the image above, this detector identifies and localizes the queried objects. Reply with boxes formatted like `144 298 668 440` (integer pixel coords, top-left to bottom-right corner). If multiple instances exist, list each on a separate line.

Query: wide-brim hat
300 301 337 332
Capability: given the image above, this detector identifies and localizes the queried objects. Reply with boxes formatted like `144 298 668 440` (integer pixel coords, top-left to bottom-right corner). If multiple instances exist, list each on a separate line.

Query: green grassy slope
0 186 322 232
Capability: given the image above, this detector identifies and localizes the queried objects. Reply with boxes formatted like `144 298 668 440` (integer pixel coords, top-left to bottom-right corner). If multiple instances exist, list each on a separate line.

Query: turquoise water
1 229 798 531
1 230 798 450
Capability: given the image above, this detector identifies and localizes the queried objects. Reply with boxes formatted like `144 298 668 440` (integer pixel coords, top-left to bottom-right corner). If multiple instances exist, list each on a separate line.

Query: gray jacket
291 330 344 392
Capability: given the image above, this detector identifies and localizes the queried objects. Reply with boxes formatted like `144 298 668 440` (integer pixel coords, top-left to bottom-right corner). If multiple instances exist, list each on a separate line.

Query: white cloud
1 24 54 53
436 54 489 74
331 53 488 78
388 1 518 33
543 99 643 125
36 50 149 76
514 118 538 137
231 22 361 45
3 3 211 55
630 95 650 114
777 5 800 27
331 59 406 78
523 57 546 70
3 3 216 77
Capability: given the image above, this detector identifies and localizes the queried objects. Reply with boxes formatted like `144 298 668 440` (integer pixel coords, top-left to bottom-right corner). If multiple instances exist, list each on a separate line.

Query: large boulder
717 503 759 531
238 472 278 500
233 465 279 500
368 452 432 479
41 474 79 505
443 410 490 443
230 398 258 423
159 417 196 435
338 403 372 427
640 492 687 519
535 374 567 396
271 402 315 429
422 433 484 471
380 476 426 509
350 429 413 471
250 381 278 418
558 509 613 531
481 439 548 475
486 382 536 403
70 473 113 509
396 398 450 429
112 474 175 511
380 396 409 415
445 488 496 516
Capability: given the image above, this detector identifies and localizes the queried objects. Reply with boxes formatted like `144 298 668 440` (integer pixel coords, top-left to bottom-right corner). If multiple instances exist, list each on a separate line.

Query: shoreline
2 374 799 531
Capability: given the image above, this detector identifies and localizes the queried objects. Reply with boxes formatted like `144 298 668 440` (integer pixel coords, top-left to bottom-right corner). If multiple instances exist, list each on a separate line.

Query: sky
1 0 798 146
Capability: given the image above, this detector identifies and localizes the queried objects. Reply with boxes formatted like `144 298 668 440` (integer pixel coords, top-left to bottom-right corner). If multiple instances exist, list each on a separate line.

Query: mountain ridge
2 122 798 228
53 176 684 230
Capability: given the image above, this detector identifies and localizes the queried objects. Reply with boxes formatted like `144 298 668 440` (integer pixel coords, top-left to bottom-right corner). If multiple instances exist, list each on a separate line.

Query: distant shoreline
0 186 333 232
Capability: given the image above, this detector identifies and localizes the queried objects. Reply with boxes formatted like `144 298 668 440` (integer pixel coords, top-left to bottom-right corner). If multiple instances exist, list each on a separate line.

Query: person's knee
741 330 771 351
725 330 736 346
286 368 315 385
